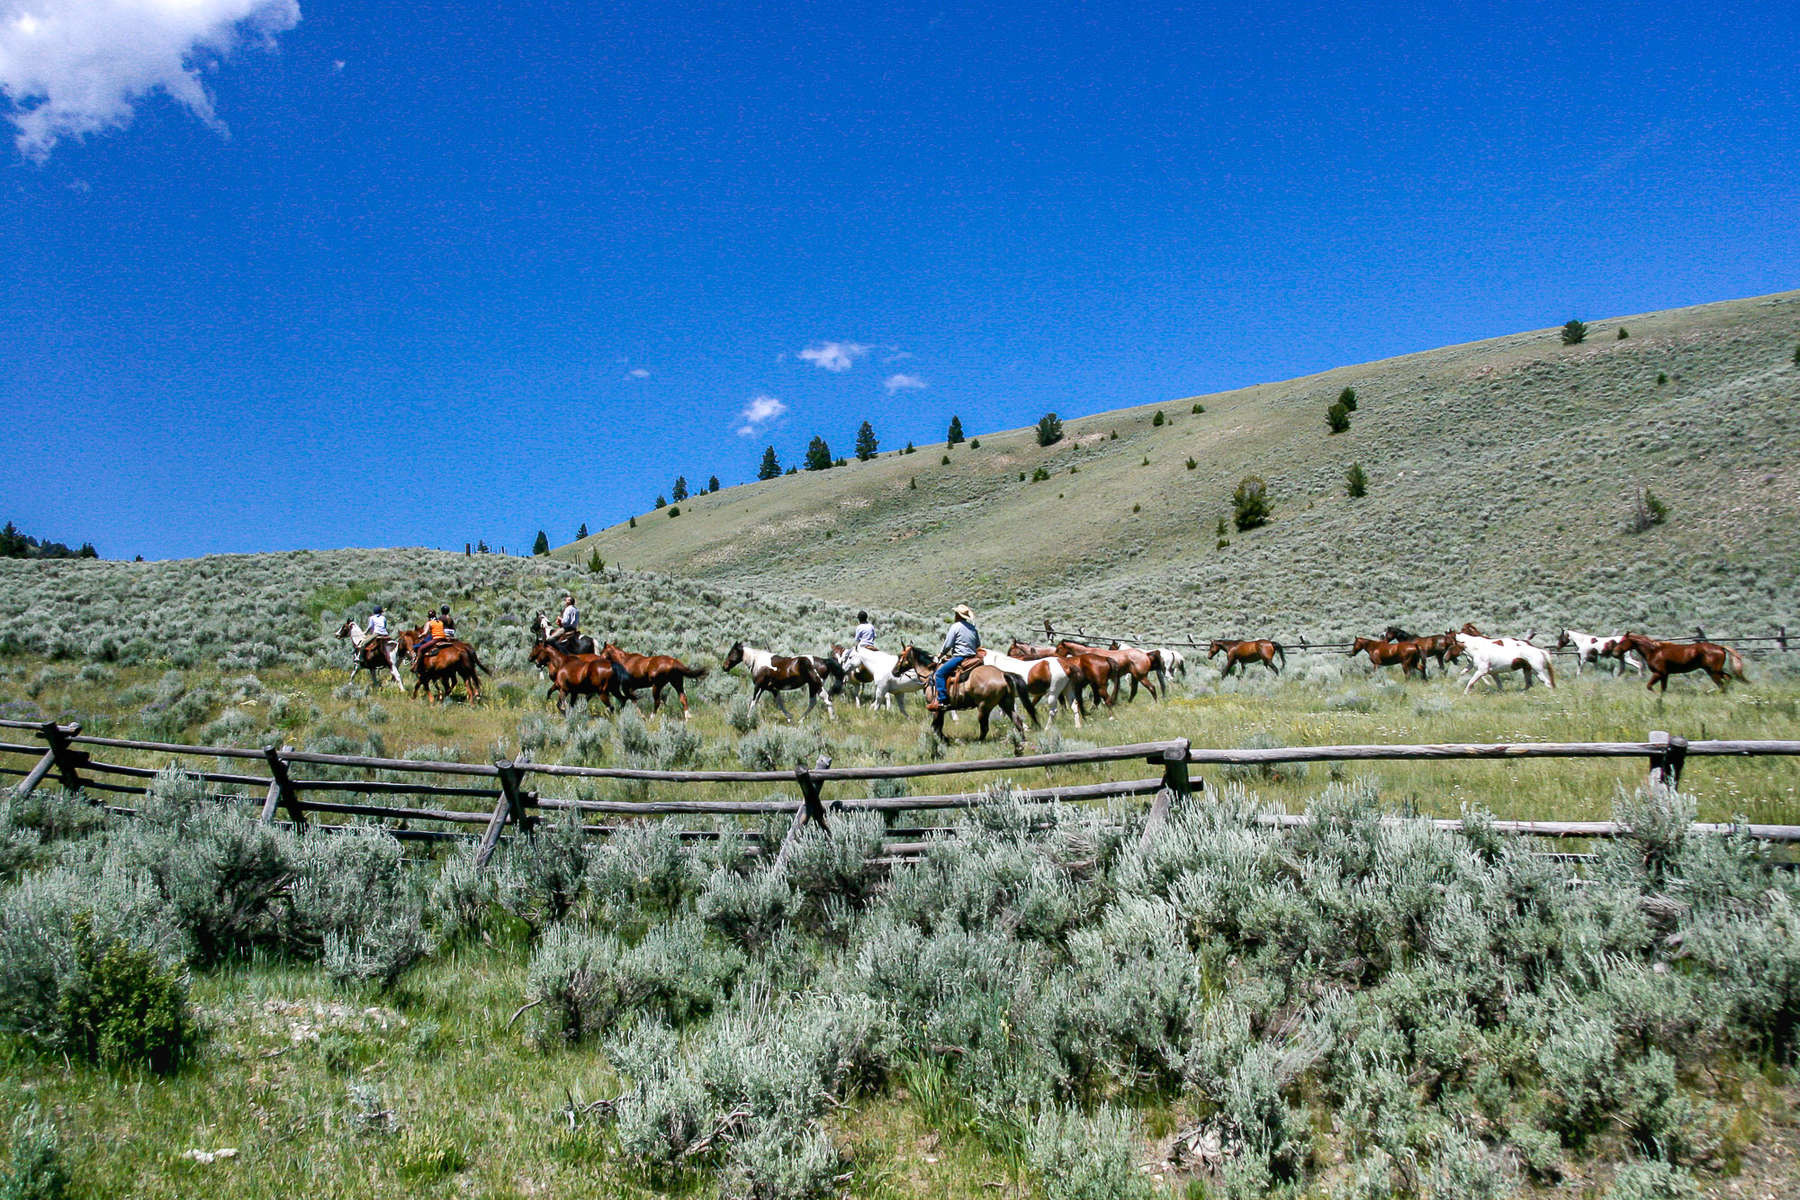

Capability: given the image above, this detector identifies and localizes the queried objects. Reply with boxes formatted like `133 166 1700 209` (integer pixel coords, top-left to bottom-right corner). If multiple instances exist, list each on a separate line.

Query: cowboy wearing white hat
927 604 980 712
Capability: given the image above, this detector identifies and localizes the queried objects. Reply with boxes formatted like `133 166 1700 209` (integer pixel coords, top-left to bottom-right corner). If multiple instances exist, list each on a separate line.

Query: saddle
940 654 986 691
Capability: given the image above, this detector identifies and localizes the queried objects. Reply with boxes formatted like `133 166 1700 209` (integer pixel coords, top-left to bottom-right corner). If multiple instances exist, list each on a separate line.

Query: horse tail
1544 656 1556 687
1727 648 1747 681
681 663 708 679
1273 642 1286 669
1007 673 1040 727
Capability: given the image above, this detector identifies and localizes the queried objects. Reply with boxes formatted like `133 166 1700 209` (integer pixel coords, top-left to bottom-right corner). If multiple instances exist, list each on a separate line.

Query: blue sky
2 0 1795 560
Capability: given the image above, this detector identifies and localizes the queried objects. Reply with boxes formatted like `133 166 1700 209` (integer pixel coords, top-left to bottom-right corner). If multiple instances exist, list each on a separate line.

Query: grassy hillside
565 291 1800 641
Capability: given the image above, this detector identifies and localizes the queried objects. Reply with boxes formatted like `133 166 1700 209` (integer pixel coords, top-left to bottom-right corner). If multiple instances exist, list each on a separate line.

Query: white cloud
736 393 786 437
798 341 869 372
626 367 651 379
0 0 301 161
884 373 927 393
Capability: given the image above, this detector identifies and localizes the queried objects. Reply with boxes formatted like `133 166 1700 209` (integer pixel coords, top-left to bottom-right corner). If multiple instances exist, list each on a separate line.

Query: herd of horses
336 612 1751 742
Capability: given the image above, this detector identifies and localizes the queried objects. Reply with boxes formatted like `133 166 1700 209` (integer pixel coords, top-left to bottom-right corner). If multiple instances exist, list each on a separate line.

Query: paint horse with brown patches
723 643 836 719
894 644 1033 741
599 643 707 718
1348 636 1428 680
1208 638 1286 678
528 640 618 713
1612 633 1747 692
336 619 403 689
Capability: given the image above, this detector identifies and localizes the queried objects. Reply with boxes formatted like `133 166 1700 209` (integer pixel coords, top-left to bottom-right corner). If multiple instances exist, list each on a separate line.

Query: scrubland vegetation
0 548 1797 1197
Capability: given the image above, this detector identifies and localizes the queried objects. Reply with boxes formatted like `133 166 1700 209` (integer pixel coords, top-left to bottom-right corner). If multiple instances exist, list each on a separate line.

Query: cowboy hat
953 604 974 620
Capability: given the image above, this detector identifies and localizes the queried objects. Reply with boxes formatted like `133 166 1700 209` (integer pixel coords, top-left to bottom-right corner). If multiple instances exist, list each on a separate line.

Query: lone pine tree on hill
708 475 720 493
1036 413 1063 446
805 436 834 471
758 446 781 480
576 522 588 539
672 476 689 502
946 415 964 445
855 421 878 461
532 530 549 555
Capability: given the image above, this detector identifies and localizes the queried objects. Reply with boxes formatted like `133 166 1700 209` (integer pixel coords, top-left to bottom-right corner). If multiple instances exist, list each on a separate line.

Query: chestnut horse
408 639 487 703
974 647 1082 726
1348 636 1426 680
1208 638 1285 678
1613 633 1747 692
1385 627 1458 675
1055 640 1164 702
528 641 618 713
723 643 835 719
599 643 707 718
894 644 1032 740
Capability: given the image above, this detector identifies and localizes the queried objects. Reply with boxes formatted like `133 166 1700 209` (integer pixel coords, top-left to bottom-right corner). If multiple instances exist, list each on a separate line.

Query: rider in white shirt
853 610 877 650
367 606 389 639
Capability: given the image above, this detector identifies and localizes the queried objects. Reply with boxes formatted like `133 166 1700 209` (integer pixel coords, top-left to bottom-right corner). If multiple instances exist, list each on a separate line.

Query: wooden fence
5 717 1800 867
1036 620 1795 656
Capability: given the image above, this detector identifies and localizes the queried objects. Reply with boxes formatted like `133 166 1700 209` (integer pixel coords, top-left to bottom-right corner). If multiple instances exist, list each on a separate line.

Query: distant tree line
0 521 97 560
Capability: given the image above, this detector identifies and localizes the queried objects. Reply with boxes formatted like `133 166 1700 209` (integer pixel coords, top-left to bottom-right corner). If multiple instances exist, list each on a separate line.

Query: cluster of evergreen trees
0 521 97 560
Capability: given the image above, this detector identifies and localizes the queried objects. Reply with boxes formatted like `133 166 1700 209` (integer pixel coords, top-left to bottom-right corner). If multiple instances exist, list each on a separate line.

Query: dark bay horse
407 639 487 703
1614 633 1748 692
722 642 836 719
1349 636 1426 681
529 641 618 713
599 643 707 718
894 644 1033 740
1385 627 1458 674
1208 638 1286 678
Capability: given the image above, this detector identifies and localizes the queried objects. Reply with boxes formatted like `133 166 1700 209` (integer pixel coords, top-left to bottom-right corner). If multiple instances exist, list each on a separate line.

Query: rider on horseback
558 594 580 645
926 604 980 713
416 607 448 661
439 605 456 640
853 610 877 651
367 605 388 639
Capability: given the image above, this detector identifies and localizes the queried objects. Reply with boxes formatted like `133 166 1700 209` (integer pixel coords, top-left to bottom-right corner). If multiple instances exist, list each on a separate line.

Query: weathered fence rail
4 718 1799 866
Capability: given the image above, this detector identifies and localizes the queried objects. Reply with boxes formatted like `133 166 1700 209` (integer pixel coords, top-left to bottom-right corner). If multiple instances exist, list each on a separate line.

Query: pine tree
1326 402 1351 434
947 416 964 445
672 476 689 502
855 420 878 461
654 495 666 509
1035 413 1063 446
1561 318 1588 346
708 475 720 493
576 522 588 540
1232 476 1271 531
1338 387 1357 412
587 549 604 573
532 530 550 555
805 436 833 471
1345 462 1368 498
758 446 781 480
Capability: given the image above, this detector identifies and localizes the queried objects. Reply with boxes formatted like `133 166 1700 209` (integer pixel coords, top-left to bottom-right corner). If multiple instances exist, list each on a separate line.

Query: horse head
722 642 745 672
1208 640 1229 658
528 641 557 669
891 645 926 677
335 619 354 639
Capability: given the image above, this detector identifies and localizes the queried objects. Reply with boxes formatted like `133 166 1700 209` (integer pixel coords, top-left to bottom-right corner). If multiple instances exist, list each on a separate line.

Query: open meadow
2 548 1798 1199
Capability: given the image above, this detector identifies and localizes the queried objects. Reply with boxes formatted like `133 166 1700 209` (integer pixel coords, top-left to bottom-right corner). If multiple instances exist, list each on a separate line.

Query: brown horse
1056 653 1117 717
1348 636 1426 680
1385 627 1458 674
408 639 487 703
1055 640 1164 702
722 642 835 719
529 641 618 713
1007 641 1060 660
599 643 707 717
1614 633 1747 692
1208 638 1286 678
894 645 1031 741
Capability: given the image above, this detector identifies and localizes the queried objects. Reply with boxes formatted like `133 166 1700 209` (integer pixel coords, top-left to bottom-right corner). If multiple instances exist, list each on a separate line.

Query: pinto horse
1444 632 1555 693
1055 640 1164 702
533 611 597 656
599 643 707 718
336 619 403 689
894 644 1032 741
528 641 618 713
1556 629 1644 676
837 645 926 712
973 647 1082 726
1348 636 1427 680
1208 639 1285 678
723 643 835 719
1613 633 1747 692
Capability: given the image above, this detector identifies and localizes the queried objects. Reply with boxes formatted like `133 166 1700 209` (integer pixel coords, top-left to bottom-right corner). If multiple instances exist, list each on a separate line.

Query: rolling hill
564 291 1800 642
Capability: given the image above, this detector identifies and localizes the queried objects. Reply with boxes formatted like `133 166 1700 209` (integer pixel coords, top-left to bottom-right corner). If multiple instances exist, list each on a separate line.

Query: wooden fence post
38 722 87 796
496 760 535 837
772 757 831 871
12 744 60 802
259 745 305 827
1139 738 1193 847
1648 730 1688 790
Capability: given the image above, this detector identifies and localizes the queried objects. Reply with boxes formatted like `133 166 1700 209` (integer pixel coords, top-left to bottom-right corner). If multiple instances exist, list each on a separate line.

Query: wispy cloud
626 367 651 379
736 393 787 437
884 373 927 393
798 341 870 372
0 0 302 161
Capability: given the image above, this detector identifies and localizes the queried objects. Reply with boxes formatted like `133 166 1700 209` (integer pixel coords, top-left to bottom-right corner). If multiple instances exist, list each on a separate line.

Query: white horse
837 646 926 712
1451 632 1556 694
1556 629 1644 675
335 619 403 687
